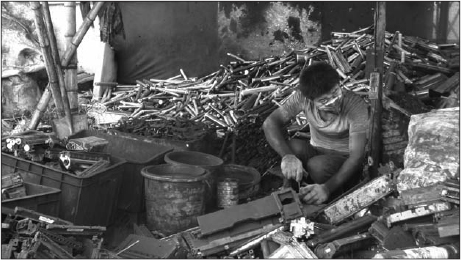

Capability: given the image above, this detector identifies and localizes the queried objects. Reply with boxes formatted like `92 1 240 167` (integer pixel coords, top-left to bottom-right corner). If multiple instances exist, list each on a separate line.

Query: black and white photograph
1 1 459 258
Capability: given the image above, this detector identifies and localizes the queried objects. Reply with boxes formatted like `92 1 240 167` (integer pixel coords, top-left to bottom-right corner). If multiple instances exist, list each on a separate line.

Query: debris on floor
1 207 109 259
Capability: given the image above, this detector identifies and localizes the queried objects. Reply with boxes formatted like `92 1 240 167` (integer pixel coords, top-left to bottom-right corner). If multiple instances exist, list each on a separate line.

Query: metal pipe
229 226 283 257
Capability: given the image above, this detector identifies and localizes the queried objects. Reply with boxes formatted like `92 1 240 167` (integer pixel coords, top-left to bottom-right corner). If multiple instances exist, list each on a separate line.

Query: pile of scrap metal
1 206 110 259
114 117 213 144
1 132 113 177
109 175 459 259
79 26 458 171
83 26 459 128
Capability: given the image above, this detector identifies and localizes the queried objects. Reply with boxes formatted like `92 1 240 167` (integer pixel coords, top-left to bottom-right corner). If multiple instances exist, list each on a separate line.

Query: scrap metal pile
2 171 458 259
98 170 459 259
115 117 211 143
1 206 110 259
1 132 113 177
81 26 459 172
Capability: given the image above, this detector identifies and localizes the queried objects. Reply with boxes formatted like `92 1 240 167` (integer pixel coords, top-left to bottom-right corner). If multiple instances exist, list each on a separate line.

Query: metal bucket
217 178 239 208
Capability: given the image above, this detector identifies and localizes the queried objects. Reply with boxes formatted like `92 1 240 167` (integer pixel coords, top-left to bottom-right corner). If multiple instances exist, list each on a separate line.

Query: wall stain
273 30 289 43
217 2 321 62
229 19 238 33
288 16 303 41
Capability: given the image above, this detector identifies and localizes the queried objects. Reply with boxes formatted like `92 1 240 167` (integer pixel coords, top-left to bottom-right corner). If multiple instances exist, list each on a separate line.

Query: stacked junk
2 24 460 259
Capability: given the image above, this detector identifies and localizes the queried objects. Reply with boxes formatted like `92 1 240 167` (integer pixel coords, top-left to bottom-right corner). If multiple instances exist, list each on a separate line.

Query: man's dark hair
298 62 340 100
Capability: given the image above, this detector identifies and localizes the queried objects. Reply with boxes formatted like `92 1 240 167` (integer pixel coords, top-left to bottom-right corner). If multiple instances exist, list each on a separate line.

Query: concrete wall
218 1 460 62
217 2 322 63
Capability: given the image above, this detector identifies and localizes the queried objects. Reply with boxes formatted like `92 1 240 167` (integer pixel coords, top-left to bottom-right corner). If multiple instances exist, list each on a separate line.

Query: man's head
299 62 343 113
298 62 340 100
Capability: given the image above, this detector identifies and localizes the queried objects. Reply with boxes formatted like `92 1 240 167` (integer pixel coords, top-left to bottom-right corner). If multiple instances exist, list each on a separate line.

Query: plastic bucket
164 151 223 210
141 164 211 236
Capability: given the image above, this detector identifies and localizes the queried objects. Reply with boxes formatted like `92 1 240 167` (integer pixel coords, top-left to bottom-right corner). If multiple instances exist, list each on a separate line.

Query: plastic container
141 164 211 236
69 130 173 212
164 150 224 210
1 152 125 226
2 182 61 217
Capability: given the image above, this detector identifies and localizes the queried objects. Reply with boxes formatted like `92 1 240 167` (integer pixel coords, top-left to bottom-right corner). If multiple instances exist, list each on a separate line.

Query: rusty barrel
164 151 223 211
141 164 211 236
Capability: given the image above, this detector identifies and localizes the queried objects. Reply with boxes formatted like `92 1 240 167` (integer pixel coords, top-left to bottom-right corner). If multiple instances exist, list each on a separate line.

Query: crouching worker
262 62 370 205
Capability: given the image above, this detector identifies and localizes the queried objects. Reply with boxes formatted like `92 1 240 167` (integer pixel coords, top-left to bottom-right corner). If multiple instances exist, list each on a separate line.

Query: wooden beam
368 2 386 179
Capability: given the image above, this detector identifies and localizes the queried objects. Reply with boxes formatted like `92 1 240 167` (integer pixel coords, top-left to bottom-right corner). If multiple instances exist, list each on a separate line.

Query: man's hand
281 154 305 182
299 184 330 205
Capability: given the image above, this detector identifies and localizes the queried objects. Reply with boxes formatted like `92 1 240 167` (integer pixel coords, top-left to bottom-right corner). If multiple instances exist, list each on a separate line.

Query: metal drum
217 178 239 208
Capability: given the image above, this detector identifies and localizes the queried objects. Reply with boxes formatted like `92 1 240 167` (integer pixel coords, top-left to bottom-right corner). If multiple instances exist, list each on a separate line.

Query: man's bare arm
263 108 306 181
262 108 293 157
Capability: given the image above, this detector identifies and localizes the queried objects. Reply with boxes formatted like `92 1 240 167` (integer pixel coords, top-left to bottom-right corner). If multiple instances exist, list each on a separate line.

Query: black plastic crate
1 152 126 226
2 182 61 217
68 130 173 212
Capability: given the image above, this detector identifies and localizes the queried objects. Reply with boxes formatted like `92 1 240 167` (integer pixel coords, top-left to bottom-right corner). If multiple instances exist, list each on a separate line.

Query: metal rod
116 240 139 256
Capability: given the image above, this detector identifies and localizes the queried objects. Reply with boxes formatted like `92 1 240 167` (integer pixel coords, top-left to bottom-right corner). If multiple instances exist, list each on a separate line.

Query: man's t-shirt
280 89 370 154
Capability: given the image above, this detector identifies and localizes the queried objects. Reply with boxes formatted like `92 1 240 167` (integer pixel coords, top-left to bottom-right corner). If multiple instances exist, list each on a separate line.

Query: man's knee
306 155 345 184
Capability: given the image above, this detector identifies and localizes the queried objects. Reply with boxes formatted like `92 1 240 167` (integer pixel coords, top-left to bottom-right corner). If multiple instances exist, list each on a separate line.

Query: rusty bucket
141 164 211 236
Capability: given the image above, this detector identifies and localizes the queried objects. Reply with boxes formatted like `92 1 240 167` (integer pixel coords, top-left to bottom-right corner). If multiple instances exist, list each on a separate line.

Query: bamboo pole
29 2 65 117
63 2 79 113
61 1 105 67
28 85 52 130
41 1 73 133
